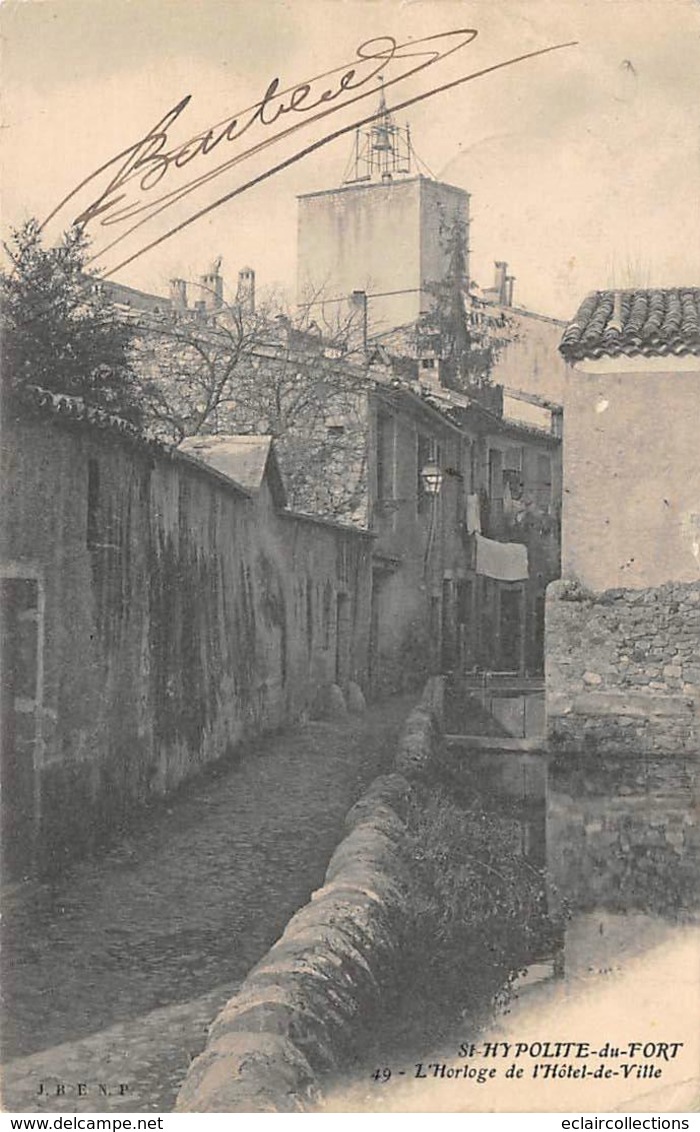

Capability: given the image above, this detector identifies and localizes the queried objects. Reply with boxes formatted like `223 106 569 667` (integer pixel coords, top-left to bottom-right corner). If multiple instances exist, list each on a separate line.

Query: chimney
200 256 224 311
236 267 256 314
275 313 291 343
169 278 188 311
505 275 515 306
350 289 368 355
494 261 508 305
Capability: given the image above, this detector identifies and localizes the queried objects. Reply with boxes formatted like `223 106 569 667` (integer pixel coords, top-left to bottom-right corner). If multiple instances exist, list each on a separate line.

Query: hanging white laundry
466 493 481 533
474 532 528 581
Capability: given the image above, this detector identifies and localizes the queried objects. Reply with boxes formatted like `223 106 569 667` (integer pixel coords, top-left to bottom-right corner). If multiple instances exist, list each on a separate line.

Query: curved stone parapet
394 675 445 779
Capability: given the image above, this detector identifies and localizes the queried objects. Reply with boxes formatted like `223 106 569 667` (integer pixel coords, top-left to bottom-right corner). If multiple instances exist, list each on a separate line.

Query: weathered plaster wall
490 309 569 404
546 579 700 756
297 177 468 335
561 363 700 591
1 413 371 873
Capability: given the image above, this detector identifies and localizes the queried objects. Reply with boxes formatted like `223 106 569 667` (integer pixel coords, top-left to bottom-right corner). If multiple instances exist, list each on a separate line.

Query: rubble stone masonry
546 578 700 756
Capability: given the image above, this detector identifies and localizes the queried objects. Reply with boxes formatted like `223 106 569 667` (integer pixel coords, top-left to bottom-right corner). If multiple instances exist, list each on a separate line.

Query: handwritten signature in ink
43 30 577 273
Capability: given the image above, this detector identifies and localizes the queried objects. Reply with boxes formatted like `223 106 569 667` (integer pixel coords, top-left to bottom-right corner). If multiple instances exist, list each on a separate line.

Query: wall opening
0 575 42 880
499 583 525 673
335 593 351 687
441 577 457 672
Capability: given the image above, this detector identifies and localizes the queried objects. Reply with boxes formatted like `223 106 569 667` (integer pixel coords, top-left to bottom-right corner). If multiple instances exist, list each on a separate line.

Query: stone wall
1 409 371 876
546 578 700 756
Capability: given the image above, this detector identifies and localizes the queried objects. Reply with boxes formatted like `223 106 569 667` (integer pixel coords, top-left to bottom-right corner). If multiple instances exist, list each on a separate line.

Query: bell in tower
343 80 411 184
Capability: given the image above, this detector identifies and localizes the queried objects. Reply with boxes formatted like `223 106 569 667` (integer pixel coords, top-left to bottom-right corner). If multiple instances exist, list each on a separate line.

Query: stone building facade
128 289 563 692
547 287 700 757
365 364 561 692
297 175 470 336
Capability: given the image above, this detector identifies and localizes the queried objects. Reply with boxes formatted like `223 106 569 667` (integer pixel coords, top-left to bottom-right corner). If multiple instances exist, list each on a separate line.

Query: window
487 449 505 536
503 446 524 499
444 441 465 525
488 449 504 501
462 440 472 495
470 442 479 494
537 454 552 507
504 446 523 472
499 584 524 673
376 411 394 501
1 574 42 878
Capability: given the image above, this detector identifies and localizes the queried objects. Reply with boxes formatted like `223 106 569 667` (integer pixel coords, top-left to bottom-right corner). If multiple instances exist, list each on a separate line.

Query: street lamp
420 461 444 495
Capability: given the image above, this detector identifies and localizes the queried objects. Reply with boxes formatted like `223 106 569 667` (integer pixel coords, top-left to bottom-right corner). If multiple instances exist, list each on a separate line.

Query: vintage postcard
1 0 699 1117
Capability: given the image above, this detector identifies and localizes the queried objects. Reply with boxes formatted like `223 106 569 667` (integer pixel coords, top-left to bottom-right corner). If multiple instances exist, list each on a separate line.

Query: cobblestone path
1 694 414 1111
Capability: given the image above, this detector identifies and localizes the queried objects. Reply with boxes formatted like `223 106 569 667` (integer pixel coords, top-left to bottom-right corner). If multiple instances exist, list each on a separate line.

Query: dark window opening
456 578 474 670
487 449 504 534
503 467 524 500
1 577 40 878
441 578 457 672
537 454 552 508
335 593 351 686
376 412 394 501
499 585 524 673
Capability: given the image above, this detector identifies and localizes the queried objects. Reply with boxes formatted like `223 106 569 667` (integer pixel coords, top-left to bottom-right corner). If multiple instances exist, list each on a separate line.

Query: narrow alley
0 693 414 1112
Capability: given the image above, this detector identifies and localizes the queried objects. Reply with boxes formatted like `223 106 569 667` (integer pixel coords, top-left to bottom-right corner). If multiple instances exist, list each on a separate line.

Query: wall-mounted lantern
420 461 444 496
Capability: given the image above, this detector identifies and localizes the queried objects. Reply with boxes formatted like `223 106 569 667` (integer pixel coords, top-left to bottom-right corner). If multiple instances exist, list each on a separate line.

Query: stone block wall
546 578 700 756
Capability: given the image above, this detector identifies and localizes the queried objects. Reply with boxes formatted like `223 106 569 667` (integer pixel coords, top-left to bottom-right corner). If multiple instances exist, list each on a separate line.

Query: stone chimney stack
169 278 188 311
350 289 368 355
236 267 256 314
200 257 224 312
494 261 508 305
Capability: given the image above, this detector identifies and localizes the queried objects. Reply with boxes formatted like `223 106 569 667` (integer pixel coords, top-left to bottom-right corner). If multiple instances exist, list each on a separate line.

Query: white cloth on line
474 532 528 581
466 493 481 533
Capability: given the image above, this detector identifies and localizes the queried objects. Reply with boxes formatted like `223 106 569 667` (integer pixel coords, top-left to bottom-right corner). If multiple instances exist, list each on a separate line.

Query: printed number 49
372 1067 391 1082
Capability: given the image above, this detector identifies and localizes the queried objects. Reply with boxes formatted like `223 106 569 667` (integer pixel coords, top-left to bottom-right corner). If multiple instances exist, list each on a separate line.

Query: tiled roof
180 434 287 508
13 384 164 448
560 288 700 361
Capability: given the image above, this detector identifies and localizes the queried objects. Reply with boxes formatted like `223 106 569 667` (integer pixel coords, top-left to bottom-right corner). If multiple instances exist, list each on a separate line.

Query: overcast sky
2 0 699 319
